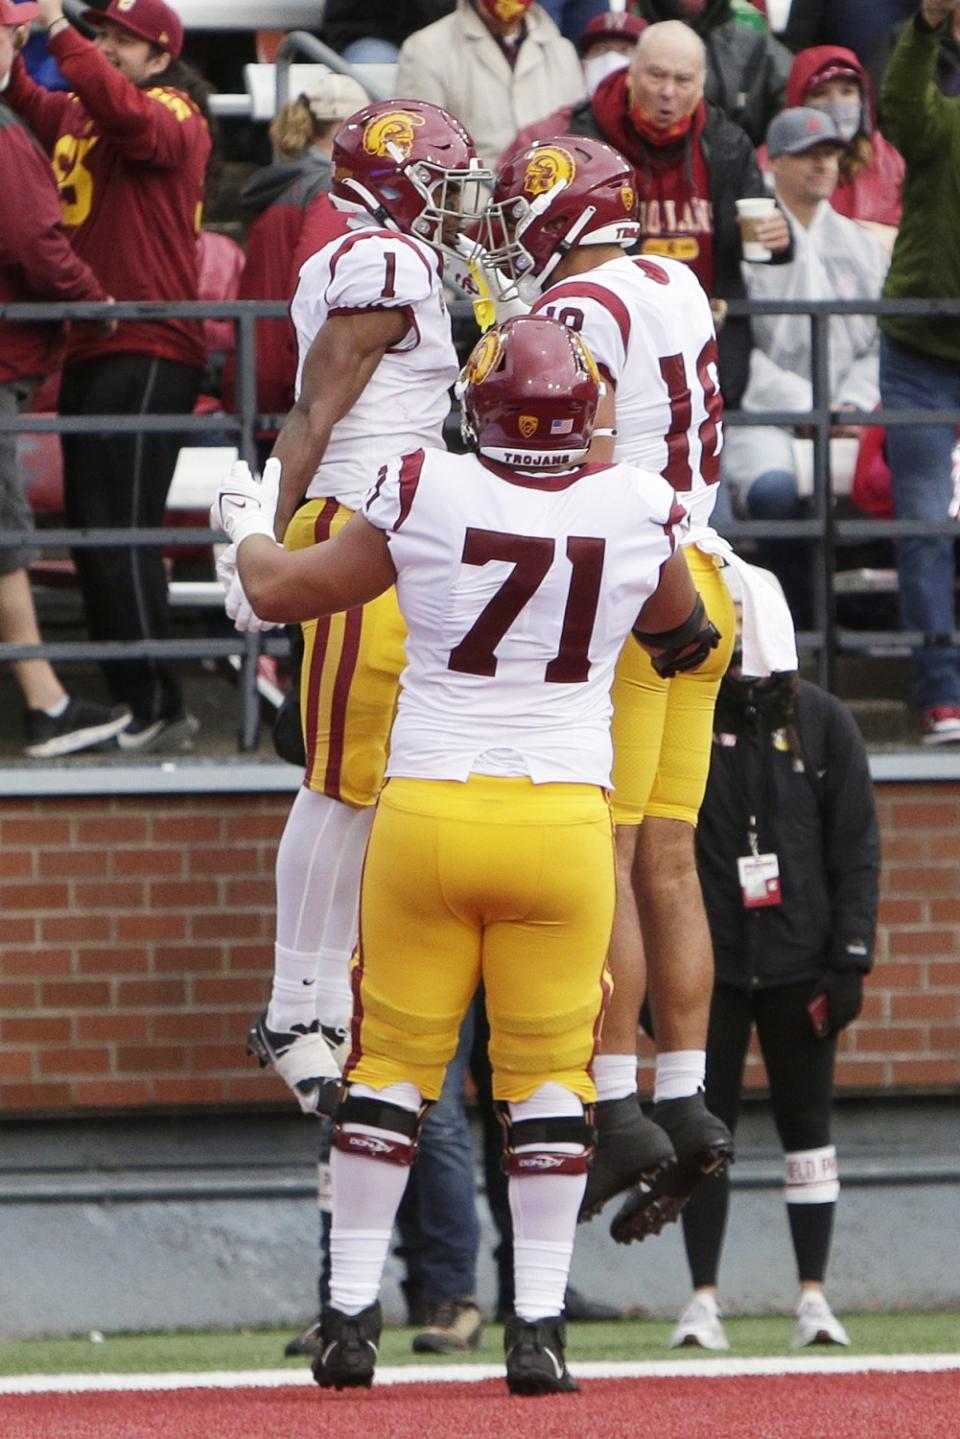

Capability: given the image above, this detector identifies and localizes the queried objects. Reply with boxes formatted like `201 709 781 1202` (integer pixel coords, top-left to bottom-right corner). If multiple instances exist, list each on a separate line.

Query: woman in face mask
759 45 905 249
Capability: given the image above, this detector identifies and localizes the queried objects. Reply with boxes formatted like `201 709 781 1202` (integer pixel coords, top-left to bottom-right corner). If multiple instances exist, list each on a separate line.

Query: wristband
47 16 69 34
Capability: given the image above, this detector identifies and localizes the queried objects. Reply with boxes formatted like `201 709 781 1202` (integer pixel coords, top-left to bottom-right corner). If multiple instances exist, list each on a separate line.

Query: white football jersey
532 254 723 533
362 447 685 787
291 219 459 509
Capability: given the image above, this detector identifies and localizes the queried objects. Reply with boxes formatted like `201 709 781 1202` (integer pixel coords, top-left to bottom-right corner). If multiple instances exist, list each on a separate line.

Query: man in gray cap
721 106 890 628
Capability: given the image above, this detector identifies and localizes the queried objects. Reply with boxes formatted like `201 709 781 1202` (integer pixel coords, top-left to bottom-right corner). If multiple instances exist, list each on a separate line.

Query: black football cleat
610 1092 734 1244
311 1301 382 1390
504 1314 579 1396
578 1094 676 1222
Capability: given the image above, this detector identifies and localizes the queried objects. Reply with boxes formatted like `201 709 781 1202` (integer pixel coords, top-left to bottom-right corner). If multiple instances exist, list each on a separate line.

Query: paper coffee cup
736 196 776 262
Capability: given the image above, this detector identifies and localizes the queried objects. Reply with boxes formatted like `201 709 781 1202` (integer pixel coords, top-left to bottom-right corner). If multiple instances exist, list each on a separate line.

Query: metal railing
2 295 960 750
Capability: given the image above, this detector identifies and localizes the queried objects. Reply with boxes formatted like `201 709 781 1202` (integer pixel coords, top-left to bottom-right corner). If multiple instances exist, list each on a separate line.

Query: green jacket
880 14 960 363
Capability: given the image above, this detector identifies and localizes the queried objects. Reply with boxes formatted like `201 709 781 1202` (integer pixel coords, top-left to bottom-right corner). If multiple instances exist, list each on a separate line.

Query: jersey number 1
448 528 605 683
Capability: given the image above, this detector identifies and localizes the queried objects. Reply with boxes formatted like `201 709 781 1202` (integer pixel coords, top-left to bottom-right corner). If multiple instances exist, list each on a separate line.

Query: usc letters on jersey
533 254 724 534
361 446 685 788
291 223 459 510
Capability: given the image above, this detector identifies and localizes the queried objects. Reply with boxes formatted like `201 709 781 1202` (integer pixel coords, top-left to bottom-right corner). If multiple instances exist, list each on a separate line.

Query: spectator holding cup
564 19 792 406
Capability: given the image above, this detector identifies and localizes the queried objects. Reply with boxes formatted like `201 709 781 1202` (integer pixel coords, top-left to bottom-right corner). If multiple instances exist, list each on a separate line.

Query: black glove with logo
815 968 864 1036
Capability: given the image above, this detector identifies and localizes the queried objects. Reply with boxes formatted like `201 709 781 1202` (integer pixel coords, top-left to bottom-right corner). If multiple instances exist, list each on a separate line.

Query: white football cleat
246 1010 341 1116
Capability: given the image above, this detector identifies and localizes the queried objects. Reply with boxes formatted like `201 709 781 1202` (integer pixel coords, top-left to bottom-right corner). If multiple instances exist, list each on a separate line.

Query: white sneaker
792 1291 850 1348
669 1293 730 1351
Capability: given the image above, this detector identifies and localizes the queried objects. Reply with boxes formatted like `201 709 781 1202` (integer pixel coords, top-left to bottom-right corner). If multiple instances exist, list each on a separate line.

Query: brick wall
1 784 958 1114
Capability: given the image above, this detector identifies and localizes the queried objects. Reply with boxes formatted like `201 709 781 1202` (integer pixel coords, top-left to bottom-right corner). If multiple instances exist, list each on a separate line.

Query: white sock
329 1081 420 1314
43 694 70 718
654 1049 705 1103
593 1053 638 1103
330 1151 410 1314
269 790 370 1032
508 1085 585 1320
314 949 354 1034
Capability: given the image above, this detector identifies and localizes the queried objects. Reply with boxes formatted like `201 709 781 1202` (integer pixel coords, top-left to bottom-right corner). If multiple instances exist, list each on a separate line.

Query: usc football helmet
331 99 491 254
483 135 641 300
459 315 602 470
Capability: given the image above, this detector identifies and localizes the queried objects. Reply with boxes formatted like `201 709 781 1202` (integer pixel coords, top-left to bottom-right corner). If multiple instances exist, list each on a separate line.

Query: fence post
810 307 836 692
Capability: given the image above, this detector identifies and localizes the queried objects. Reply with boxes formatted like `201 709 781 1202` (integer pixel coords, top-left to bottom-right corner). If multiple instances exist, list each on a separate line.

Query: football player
481 136 740 1242
225 100 492 1116
214 316 721 1397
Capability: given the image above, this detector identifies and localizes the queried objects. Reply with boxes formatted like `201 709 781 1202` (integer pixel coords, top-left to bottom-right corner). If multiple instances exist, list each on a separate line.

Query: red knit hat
81 0 183 59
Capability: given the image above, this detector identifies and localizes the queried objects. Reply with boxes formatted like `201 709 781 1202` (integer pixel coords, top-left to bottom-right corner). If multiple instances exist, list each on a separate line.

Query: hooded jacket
629 0 792 144
759 45 904 228
696 675 879 991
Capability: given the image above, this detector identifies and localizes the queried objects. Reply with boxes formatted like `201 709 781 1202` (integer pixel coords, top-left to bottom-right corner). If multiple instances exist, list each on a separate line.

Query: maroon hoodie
759 45 904 228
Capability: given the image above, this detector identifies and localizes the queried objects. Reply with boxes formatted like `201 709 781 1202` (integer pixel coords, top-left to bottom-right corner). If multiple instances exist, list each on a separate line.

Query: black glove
815 969 864 1036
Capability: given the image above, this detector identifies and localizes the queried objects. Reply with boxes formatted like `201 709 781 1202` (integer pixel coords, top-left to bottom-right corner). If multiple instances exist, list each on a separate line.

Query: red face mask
477 0 534 23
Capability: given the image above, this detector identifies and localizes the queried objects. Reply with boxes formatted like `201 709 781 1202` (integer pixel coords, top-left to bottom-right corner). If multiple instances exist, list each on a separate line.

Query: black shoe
246 1009 341 1116
284 1320 323 1358
579 1094 675 1222
115 711 199 754
504 1314 578 1396
563 1286 624 1323
412 1299 482 1354
311 1301 382 1390
610 1093 734 1245
23 699 131 759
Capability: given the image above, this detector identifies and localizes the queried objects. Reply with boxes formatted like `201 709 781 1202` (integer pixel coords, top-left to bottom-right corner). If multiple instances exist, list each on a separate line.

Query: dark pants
59 354 203 724
682 980 838 1289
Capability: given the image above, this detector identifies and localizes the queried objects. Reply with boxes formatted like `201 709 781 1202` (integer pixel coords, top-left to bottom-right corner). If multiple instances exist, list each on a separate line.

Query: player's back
361 447 684 787
291 218 458 510
533 254 723 531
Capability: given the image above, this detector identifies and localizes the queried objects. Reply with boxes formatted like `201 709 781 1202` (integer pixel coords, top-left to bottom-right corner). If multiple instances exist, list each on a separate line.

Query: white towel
687 527 799 677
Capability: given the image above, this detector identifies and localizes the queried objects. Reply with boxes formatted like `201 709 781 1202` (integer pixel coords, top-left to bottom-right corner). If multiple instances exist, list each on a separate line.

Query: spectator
869 2 960 105
723 107 888 628
671 610 879 1351
878 0 960 744
627 0 792 144
5 0 213 753
815 0 915 66
0 0 131 757
395 0 585 169
763 1 829 54
502 9 646 156
564 20 791 407
226 74 368 451
539 0 610 43
320 1 455 64
759 46 904 248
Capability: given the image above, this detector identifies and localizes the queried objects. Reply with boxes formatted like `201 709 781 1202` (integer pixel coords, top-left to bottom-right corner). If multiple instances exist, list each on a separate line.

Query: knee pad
499 1103 596 1177
784 1146 839 1204
333 1091 430 1167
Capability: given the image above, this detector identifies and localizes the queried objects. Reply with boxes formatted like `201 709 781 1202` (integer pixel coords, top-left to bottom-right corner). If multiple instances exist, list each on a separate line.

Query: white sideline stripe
2 1354 960 1394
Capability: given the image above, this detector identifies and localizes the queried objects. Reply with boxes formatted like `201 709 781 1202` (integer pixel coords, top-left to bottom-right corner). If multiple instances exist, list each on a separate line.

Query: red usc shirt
6 29 211 369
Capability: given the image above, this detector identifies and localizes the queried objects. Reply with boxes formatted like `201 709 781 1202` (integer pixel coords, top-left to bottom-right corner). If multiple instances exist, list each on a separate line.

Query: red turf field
5 1371 959 1439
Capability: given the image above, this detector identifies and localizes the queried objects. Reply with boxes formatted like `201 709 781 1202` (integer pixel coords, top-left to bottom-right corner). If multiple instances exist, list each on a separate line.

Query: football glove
225 569 280 633
211 456 281 548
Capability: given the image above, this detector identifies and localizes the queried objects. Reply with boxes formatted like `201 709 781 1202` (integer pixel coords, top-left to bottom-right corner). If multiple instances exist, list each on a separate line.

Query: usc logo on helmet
519 415 539 438
621 184 636 214
362 111 426 161
523 145 576 198
465 331 503 387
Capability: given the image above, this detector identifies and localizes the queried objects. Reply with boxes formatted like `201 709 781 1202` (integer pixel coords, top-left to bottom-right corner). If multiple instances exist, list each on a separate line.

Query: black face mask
715 670 799 733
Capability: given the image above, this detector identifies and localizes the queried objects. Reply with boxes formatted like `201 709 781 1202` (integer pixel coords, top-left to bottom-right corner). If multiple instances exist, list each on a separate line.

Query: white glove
215 543 237 595
225 569 280 633
211 456 281 548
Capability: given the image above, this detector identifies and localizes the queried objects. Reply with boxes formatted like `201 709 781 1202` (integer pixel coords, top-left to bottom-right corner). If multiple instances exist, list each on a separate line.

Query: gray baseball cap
766 106 847 158
301 71 370 123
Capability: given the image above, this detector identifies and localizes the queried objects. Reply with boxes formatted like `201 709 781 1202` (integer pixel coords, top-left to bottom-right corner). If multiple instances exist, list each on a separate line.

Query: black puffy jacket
695 676 880 991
